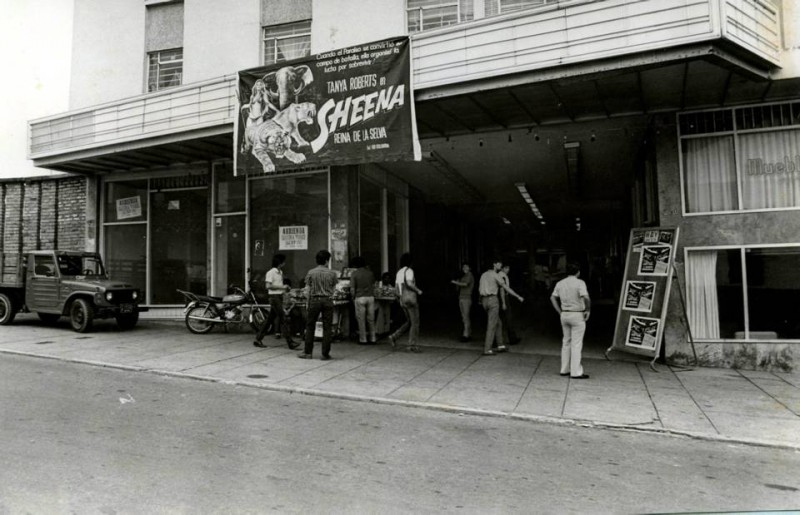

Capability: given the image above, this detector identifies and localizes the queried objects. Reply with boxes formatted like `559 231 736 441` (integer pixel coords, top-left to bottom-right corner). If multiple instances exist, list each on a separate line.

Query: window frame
261 20 312 66
146 47 183 93
678 100 800 217
406 0 461 33
684 242 800 343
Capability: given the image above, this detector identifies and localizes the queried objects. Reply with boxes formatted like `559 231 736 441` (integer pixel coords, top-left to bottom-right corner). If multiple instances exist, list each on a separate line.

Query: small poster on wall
626 316 660 349
622 281 656 312
279 226 308 250
638 244 671 275
116 196 142 220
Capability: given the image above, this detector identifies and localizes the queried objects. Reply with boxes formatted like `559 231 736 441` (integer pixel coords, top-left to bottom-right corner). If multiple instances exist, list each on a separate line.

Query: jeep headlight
132 291 139 300
105 292 114 301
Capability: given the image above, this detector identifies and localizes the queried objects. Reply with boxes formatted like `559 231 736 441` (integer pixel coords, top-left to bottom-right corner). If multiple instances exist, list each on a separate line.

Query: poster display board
608 227 680 359
235 36 420 176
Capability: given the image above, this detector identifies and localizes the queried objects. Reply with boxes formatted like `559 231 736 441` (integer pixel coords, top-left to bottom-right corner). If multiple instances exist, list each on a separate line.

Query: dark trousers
304 298 334 357
500 306 519 343
256 294 283 341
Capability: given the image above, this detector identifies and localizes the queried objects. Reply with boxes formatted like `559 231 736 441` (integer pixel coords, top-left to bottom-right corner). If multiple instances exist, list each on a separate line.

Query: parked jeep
0 251 146 332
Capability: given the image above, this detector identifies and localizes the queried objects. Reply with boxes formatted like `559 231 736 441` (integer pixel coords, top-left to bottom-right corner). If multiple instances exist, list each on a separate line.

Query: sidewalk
2 315 799 450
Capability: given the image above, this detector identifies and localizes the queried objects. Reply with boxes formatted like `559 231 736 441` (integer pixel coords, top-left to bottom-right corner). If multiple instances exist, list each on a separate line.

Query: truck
0 250 146 332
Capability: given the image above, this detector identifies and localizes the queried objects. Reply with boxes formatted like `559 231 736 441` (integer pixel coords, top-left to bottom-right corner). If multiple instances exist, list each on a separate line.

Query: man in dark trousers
478 258 524 356
253 253 295 349
299 250 339 360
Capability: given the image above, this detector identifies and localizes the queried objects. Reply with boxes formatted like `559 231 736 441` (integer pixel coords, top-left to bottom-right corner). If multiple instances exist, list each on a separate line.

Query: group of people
251 249 591 379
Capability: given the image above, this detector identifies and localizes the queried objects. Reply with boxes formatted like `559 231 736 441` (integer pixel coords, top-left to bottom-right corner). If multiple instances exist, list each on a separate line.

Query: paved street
2 316 800 450
2 354 799 513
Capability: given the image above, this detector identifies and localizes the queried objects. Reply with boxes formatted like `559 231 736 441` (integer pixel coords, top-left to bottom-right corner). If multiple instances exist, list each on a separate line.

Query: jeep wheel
38 313 61 324
185 306 214 334
70 298 95 333
0 293 17 325
116 311 139 330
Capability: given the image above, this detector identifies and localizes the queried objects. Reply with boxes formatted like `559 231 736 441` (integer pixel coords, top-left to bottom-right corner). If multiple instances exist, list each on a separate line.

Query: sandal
482 350 496 356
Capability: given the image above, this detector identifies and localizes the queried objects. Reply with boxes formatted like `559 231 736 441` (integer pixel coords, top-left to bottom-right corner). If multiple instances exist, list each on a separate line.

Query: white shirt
395 267 415 294
265 267 285 294
552 275 589 312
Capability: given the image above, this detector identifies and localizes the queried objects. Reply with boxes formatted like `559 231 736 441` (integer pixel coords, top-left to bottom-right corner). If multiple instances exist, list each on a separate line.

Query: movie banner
235 36 421 176
609 227 679 359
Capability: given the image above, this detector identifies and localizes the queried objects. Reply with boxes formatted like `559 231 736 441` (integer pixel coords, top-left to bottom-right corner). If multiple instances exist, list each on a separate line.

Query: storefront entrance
379 115 656 355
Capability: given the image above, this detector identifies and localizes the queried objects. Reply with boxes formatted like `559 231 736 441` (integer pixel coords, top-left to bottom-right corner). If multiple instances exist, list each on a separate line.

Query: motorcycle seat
221 293 246 303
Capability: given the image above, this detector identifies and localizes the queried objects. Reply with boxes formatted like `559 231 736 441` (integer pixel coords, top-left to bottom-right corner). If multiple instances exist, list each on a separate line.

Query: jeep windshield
57 255 106 277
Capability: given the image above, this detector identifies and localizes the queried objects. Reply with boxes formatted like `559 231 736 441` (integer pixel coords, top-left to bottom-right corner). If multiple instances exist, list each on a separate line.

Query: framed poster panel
609 226 679 360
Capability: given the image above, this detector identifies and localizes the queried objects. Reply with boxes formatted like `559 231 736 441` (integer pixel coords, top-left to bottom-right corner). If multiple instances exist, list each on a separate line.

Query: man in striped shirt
299 249 339 360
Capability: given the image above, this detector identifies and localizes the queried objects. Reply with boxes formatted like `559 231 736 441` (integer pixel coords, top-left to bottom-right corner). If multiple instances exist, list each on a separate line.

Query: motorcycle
177 285 269 335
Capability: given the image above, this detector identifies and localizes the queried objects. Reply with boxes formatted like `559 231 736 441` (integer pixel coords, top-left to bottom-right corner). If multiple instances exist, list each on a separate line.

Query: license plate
120 304 133 313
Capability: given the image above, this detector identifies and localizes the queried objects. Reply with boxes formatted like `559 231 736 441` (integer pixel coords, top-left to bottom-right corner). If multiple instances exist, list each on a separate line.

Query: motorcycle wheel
249 307 268 333
185 306 215 334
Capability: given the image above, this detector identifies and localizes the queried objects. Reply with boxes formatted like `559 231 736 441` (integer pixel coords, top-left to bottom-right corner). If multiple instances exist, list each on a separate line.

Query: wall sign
279 226 308 250
116 196 142 220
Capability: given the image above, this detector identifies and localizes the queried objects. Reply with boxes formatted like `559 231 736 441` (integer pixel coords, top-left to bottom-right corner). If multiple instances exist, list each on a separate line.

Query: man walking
254 253 294 349
450 263 474 342
350 256 377 345
550 262 591 379
299 250 339 360
479 258 523 356
498 264 521 345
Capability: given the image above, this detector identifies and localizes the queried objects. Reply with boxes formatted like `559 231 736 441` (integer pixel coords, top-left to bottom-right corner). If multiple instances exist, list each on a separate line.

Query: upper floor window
407 0 473 33
262 20 312 66
485 0 548 17
147 48 183 92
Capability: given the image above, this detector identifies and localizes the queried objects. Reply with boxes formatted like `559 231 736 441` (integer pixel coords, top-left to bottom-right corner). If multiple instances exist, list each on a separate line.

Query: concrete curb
5 347 799 452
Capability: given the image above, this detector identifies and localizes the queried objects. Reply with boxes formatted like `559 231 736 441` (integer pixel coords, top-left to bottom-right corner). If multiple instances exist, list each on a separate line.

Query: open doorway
380 116 656 356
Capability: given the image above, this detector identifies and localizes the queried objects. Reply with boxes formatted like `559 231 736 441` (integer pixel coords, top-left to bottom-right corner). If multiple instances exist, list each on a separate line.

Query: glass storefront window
249 173 329 287
687 247 800 341
214 215 246 295
359 178 382 272
105 180 148 223
214 162 246 213
105 224 147 298
686 249 744 340
150 189 209 304
745 248 800 339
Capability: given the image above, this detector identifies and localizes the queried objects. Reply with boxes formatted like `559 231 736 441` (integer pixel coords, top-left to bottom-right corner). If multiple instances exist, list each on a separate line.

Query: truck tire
115 311 139 330
70 298 95 333
185 306 214 334
0 293 17 325
38 313 61 324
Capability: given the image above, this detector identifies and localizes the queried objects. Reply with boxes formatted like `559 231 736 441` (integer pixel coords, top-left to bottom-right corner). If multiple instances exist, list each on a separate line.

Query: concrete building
25 0 800 370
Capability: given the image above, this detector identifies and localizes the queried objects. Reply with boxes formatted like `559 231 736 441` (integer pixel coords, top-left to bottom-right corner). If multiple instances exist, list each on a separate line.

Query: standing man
254 253 295 349
499 264 521 345
450 263 474 342
479 258 523 356
550 262 591 379
350 256 377 345
299 250 339 360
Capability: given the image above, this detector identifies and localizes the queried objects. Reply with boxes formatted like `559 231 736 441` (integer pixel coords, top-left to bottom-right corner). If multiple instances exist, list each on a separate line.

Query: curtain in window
276 36 311 62
686 251 720 339
739 130 800 210
683 137 737 213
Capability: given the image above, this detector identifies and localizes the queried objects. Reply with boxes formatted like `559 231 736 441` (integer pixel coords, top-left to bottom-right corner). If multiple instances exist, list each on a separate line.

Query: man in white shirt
550 262 591 379
254 253 294 348
478 258 523 356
